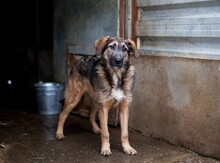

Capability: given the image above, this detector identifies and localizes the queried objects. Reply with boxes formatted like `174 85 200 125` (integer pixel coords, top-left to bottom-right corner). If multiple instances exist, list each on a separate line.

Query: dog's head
94 36 139 68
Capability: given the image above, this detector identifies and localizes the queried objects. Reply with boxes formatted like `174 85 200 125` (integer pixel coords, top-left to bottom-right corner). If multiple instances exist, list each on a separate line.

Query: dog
56 36 139 156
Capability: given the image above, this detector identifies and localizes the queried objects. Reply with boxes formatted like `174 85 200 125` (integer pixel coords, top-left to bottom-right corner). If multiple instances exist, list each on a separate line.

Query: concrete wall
130 56 220 159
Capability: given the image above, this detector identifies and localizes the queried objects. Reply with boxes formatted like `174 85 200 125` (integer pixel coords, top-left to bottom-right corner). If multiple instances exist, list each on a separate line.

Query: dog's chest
111 74 125 101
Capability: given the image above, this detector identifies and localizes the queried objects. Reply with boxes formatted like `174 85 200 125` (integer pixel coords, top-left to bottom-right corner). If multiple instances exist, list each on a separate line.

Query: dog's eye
122 45 128 52
109 43 116 49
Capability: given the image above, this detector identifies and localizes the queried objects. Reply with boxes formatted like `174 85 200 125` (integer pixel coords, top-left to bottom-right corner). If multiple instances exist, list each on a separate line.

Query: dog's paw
101 148 112 157
56 133 65 140
123 146 137 155
93 127 101 134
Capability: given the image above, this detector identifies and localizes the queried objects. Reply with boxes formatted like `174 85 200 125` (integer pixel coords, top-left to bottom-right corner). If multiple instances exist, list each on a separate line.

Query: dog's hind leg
90 101 101 133
56 82 84 140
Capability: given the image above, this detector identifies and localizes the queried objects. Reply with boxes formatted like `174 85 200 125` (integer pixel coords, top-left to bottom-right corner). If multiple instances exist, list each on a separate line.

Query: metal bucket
34 82 65 115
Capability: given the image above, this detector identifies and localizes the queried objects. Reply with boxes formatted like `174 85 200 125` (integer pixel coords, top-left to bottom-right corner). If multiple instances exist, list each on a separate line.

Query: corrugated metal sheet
136 0 220 59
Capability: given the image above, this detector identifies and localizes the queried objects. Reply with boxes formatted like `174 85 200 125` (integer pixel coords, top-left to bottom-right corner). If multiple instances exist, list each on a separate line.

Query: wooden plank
120 0 125 38
132 0 138 42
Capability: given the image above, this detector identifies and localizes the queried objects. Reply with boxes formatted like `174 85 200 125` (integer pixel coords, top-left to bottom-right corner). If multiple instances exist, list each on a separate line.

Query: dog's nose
115 59 122 65
111 57 123 68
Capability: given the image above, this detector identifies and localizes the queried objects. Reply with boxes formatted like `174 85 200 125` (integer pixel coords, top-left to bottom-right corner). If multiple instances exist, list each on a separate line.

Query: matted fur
56 36 139 156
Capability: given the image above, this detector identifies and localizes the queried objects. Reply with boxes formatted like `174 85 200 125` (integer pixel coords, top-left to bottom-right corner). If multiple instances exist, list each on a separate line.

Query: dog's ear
126 39 139 59
94 36 111 55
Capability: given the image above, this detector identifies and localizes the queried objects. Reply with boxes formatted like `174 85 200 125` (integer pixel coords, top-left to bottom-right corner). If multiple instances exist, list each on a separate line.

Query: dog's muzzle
111 57 123 68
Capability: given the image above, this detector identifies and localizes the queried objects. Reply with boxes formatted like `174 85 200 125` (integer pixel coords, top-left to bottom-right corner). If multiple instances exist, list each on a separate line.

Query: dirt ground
0 108 219 163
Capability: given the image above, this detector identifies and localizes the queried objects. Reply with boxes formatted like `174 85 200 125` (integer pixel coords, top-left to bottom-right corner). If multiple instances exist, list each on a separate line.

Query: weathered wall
53 0 118 82
130 0 220 159
130 56 220 159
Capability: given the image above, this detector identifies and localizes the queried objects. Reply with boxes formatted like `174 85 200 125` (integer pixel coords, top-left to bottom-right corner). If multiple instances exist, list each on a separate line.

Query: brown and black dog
56 36 139 156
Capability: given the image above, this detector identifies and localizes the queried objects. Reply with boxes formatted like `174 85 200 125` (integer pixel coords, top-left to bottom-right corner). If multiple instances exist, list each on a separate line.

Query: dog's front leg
119 99 137 155
98 101 113 156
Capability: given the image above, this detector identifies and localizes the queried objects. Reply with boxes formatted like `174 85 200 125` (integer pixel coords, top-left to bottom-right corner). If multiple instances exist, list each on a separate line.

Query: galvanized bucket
34 82 65 115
